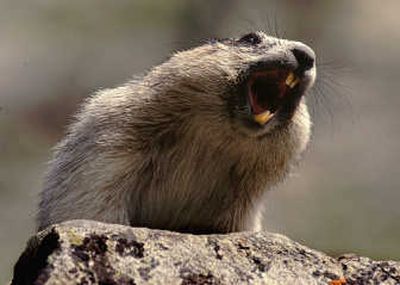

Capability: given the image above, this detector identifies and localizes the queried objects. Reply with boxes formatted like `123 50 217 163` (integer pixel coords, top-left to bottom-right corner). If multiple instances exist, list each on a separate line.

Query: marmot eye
238 33 262 45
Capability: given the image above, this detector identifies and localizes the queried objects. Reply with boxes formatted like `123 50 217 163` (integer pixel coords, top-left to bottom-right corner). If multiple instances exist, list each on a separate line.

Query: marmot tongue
248 71 300 126
248 91 269 115
249 84 275 125
248 70 287 114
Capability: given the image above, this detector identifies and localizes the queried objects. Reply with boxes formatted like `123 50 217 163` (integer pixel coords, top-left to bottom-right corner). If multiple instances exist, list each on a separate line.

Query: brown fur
38 32 315 233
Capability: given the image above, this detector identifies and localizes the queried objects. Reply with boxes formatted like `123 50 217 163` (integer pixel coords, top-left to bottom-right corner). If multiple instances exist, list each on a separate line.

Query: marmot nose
291 44 315 71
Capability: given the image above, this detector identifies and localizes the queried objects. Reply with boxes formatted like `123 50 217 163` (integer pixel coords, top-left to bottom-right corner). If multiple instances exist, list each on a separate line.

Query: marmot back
38 31 316 234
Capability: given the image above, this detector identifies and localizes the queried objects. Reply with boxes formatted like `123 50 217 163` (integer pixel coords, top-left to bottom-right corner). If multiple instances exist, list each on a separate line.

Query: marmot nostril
292 45 315 71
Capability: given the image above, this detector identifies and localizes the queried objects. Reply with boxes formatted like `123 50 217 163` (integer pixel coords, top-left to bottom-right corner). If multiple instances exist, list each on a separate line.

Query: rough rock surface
11 220 400 285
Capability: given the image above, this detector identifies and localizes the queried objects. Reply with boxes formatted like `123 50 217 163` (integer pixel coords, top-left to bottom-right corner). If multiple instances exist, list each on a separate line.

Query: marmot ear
237 33 262 46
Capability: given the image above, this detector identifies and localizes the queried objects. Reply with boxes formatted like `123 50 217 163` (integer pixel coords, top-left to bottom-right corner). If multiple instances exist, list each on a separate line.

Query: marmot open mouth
247 70 300 125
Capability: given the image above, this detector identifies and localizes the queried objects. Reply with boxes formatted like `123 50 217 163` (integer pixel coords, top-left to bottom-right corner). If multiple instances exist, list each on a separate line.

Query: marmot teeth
285 72 300 89
253 110 274 125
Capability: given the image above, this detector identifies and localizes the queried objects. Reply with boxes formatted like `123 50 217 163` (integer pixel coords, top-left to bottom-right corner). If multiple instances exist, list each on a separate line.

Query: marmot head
144 31 316 140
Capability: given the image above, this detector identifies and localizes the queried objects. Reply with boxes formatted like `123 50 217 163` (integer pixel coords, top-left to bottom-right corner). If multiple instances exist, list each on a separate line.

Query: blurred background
1 0 399 281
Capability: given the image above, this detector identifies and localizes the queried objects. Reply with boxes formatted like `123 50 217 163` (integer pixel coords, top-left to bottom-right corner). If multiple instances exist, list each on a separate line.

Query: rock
11 220 400 285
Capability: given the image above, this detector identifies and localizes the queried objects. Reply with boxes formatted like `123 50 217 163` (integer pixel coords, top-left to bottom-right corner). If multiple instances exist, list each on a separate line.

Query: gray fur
38 32 315 233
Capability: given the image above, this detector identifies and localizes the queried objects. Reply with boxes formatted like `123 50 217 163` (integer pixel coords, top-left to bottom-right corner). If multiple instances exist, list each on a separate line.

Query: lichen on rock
11 220 400 285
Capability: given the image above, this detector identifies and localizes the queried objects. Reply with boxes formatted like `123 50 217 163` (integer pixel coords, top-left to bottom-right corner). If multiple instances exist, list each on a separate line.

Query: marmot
38 31 316 234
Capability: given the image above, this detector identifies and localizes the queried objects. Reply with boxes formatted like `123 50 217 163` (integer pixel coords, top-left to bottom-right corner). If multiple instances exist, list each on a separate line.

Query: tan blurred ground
1 0 399 282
